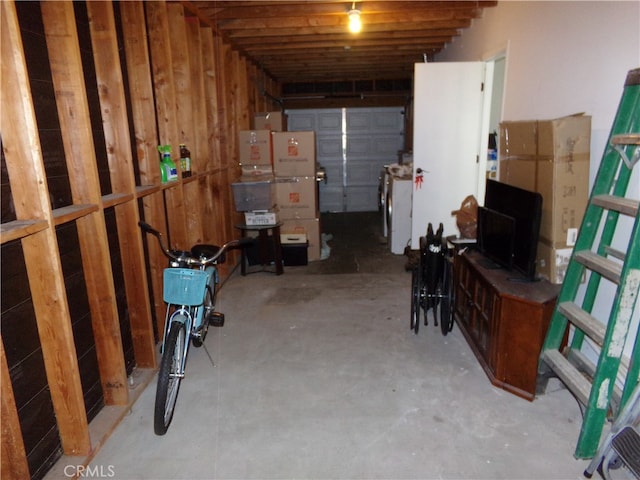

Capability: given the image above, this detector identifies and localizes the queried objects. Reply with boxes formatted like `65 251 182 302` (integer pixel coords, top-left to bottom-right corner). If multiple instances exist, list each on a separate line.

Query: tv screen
477 206 516 270
484 179 543 281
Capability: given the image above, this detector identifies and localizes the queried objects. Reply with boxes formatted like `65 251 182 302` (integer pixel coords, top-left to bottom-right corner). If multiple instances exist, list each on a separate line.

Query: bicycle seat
191 244 225 264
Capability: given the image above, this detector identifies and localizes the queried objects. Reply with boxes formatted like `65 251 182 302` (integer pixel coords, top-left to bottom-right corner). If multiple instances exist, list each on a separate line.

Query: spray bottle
157 145 178 182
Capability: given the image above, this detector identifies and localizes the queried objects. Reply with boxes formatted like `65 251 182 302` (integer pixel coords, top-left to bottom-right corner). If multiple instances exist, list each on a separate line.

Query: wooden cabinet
454 250 560 401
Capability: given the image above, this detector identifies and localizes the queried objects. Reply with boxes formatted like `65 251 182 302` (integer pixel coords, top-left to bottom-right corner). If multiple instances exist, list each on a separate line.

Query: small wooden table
235 223 284 275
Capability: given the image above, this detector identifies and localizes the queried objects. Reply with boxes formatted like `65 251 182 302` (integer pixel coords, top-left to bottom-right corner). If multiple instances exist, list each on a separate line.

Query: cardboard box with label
238 130 273 165
281 217 321 262
254 112 287 132
272 131 316 176
499 113 591 283
244 210 279 226
274 176 318 220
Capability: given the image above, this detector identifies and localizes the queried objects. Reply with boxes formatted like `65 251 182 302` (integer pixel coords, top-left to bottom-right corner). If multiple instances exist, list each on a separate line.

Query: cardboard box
231 175 276 212
272 131 317 176
499 114 590 248
274 176 318 220
244 210 279 226
254 112 287 131
281 217 321 261
281 232 307 244
238 130 272 165
240 164 273 177
537 242 573 284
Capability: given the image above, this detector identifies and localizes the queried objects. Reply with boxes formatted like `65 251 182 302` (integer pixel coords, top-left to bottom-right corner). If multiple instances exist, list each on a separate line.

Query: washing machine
387 176 412 254
378 166 390 238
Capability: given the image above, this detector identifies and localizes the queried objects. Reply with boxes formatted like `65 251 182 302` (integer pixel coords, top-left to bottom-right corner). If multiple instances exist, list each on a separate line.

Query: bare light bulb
348 9 361 33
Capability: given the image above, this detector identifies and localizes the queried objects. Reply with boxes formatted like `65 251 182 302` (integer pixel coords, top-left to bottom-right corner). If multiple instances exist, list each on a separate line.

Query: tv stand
477 257 504 270
453 250 560 400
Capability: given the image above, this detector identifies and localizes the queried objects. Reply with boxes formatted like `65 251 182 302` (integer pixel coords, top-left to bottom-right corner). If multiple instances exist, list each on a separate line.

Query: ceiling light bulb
348 9 361 33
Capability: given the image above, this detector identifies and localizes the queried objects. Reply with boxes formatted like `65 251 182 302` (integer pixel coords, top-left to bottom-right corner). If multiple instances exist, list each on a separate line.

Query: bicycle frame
161 264 217 374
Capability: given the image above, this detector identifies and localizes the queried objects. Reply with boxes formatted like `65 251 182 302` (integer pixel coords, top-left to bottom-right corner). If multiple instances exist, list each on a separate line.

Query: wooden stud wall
1 0 272 477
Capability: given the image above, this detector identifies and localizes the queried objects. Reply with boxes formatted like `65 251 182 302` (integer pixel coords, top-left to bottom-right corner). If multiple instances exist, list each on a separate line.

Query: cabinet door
471 277 495 361
454 255 473 329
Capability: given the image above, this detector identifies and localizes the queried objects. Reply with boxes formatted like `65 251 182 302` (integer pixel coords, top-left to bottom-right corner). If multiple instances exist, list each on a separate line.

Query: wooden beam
146 1 189 249
169 4 204 246
41 1 129 407
195 1 496 20
86 1 156 369
1 0 91 456
217 10 474 31
119 1 168 337
200 27 221 247
225 19 470 38
215 38 239 274
1 340 30 479
233 28 459 44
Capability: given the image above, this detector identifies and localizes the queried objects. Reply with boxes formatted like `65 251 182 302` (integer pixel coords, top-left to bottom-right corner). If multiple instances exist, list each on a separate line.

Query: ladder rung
611 133 640 145
592 194 639 217
574 250 622 284
604 245 626 261
566 348 623 411
542 350 591 405
558 302 606 346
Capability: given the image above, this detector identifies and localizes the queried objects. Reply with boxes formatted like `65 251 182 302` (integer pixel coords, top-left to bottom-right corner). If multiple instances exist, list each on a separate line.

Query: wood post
41 1 129 407
2 0 91 456
86 1 156 368
1 340 30 478
119 1 168 337
145 1 188 248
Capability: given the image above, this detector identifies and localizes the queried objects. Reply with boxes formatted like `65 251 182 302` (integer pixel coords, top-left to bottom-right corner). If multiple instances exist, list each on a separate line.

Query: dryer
387 176 412 254
378 166 390 238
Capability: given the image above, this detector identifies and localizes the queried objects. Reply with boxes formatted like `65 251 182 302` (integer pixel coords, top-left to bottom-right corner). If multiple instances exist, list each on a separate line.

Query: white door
411 62 491 248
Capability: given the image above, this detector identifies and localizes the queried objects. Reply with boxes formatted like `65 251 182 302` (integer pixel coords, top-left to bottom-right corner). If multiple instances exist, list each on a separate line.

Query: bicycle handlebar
138 221 252 266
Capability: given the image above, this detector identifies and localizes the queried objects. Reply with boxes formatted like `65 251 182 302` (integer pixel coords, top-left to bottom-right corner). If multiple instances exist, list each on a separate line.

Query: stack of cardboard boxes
499 113 591 283
231 112 321 265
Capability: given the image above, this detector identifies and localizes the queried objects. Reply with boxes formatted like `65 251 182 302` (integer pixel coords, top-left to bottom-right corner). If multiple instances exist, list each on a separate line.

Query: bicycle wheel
192 284 214 348
154 321 186 435
440 258 455 335
410 266 421 334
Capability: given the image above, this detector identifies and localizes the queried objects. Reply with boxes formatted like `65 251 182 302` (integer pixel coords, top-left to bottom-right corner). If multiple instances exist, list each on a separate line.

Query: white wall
436 1 640 363
436 0 639 178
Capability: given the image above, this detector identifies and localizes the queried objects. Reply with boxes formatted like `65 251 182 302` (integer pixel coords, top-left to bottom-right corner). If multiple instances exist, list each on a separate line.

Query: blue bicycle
139 221 250 435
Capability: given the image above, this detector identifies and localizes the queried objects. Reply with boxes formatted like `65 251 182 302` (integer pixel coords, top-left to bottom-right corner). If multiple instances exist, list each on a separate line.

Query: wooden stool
235 223 284 275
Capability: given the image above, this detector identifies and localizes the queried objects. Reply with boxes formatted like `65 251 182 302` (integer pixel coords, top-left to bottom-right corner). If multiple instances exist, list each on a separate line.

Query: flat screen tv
477 206 516 271
484 179 543 281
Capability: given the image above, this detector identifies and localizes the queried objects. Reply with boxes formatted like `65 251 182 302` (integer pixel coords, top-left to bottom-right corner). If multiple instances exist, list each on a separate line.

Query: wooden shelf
53 204 100 226
135 184 162 197
181 174 199 184
0 219 49 244
102 192 135 209
102 193 134 208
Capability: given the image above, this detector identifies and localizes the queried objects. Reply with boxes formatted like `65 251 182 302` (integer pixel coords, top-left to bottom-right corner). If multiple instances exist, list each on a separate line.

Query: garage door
286 107 405 212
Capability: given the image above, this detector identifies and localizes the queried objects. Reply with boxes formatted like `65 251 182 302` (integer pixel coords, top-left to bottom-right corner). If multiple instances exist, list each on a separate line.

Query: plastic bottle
157 145 178 182
179 144 192 178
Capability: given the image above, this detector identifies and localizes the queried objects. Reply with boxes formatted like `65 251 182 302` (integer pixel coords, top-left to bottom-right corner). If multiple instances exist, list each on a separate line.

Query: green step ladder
537 67 640 459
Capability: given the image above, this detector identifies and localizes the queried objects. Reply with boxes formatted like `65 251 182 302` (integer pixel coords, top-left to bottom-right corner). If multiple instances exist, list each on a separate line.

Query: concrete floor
48 212 595 479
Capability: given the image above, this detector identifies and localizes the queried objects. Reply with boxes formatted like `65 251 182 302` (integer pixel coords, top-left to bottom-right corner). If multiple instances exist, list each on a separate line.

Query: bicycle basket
163 268 209 305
